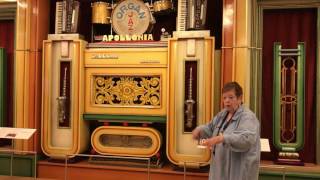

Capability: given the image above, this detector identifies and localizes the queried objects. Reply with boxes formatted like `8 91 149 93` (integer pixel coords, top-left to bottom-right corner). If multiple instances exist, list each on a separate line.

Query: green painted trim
0 153 36 177
273 43 305 151
83 114 166 123
0 48 6 127
296 43 305 151
273 42 282 150
260 170 320 178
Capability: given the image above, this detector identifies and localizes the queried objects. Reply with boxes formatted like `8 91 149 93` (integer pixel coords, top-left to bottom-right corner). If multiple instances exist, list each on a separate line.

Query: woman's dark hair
222 82 243 97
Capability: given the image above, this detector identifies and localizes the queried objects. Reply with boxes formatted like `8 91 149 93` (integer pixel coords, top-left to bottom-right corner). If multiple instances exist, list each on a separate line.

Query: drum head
111 0 151 35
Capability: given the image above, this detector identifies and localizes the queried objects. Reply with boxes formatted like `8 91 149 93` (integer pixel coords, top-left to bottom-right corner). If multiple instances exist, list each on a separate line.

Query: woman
192 82 260 180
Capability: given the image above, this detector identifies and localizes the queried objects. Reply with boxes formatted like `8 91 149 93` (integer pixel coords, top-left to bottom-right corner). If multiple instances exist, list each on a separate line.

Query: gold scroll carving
94 76 161 107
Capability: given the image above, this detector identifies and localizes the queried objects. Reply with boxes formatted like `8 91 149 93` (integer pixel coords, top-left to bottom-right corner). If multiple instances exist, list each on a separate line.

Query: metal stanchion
64 154 151 180
181 161 209 180
259 165 286 180
65 155 68 180
10 139 13 176
183 162 186 180
282 167 286 180
147 157 151 180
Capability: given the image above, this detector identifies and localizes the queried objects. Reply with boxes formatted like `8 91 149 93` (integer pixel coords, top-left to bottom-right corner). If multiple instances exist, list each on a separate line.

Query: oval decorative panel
91 126 162 157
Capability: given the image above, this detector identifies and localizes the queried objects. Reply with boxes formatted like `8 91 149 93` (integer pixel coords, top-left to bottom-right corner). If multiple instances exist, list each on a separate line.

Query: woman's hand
202 135 224 148
192 127 202 140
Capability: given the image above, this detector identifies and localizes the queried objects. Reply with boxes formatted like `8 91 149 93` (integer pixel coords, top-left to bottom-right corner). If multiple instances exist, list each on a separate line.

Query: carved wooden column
14 0 49 152
221 0 259 109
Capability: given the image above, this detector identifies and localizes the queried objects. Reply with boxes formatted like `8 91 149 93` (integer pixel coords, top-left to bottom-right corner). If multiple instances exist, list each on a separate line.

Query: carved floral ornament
94 75 161 107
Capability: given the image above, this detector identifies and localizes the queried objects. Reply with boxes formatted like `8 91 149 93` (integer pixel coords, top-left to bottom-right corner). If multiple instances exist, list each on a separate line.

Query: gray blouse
199 105 261 180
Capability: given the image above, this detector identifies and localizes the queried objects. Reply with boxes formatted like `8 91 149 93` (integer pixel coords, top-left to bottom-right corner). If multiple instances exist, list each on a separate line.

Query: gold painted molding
85 47 167 68
91 126 162 157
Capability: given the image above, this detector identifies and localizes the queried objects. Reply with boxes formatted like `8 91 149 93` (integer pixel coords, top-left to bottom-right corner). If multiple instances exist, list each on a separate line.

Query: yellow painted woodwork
221 0 253 107
233 0 252 106
84 47 168 116
41 36 89 159
167 31 215 167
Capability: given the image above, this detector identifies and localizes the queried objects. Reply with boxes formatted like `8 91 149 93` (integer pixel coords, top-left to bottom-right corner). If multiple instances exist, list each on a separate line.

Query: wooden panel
167 32 214 167
41 39 89 159
85 48 167 67
37 160 320 180
38 161 208 180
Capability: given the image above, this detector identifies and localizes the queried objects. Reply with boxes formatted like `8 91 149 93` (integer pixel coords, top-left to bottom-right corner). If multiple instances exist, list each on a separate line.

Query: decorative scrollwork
93 75 161 107
280 57 297 143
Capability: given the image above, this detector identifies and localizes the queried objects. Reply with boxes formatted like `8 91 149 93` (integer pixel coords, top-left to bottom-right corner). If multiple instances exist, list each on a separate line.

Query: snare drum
153 0 172 12
92 2 112 24
111 0 151 35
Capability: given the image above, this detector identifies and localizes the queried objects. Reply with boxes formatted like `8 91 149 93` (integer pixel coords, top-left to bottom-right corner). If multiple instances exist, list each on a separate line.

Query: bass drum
92 2 112 24
111 0 151 35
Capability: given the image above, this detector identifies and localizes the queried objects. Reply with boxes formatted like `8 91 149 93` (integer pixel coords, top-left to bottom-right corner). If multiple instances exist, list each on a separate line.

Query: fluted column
221 0 259 109
14 0 49 152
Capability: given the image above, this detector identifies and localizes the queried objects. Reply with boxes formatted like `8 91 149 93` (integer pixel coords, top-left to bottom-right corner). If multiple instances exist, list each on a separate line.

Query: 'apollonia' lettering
116 3 146 19
102 34 154 41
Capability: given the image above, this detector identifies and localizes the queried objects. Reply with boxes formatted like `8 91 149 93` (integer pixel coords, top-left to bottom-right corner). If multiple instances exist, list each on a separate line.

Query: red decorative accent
90 148 96 155
103 122 109 126
142 123 148 127
123 122 129 126
156 152 161 159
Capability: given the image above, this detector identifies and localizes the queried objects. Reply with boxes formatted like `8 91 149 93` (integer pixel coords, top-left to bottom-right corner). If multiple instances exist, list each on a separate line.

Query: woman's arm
223 112 260 152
